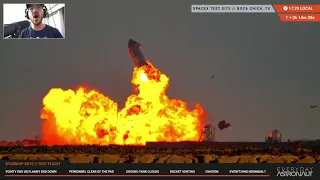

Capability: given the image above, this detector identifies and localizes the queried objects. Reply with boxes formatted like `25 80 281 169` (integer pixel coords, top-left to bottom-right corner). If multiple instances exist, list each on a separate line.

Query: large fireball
40 62 206 145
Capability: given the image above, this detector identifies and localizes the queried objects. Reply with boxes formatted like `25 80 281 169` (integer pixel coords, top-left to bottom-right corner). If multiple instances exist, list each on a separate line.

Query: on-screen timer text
282 5 314 11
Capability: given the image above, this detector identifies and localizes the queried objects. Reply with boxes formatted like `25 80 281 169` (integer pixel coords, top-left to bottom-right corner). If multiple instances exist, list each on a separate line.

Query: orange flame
40 62 206 145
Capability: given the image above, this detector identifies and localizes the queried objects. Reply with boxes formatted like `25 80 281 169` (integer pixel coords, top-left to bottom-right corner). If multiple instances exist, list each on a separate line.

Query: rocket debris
218 120 231 130
128 39 148 67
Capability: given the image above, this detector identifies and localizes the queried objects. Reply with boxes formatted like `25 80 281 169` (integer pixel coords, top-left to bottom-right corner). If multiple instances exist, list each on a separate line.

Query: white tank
269 129 282 142
204 124 215 141
35 135 41 141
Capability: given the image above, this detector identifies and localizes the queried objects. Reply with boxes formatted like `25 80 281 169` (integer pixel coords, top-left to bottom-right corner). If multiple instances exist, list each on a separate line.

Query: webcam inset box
3 3 65 39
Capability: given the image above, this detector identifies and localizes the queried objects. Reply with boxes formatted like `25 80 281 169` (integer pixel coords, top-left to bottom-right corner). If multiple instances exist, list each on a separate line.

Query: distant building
44 4 65 37
22 139 40 146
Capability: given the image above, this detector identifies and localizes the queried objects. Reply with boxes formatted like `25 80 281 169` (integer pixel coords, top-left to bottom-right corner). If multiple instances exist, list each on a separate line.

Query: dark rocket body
4 20 30 38
128 39 148 67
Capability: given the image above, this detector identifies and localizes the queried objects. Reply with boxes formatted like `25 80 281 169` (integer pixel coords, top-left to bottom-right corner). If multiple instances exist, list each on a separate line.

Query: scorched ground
40 62 206 145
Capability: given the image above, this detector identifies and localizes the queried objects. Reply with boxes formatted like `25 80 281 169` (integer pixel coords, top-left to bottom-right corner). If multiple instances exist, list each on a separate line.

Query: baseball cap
26 4 45 8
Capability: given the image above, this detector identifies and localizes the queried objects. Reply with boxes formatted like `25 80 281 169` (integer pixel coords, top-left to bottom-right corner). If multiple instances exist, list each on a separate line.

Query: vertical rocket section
128 39 148 67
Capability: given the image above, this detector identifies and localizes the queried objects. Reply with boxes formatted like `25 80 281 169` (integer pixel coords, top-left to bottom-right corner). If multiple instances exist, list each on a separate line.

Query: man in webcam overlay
20 4 63 38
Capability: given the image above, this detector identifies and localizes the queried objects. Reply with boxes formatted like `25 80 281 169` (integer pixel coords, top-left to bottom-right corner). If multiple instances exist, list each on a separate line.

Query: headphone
25 4 48 19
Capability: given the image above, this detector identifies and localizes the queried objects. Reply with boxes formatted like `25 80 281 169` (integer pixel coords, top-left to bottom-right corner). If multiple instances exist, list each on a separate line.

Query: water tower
265 129 282 143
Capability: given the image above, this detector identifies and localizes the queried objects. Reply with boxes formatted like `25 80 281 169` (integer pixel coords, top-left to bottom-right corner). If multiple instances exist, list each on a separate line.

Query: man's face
28 5 44 25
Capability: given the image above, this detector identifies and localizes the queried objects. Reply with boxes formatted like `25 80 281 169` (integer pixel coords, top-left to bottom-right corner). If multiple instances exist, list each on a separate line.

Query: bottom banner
1 161 319 179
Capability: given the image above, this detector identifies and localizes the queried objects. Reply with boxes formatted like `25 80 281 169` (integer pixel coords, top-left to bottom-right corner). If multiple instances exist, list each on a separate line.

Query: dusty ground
0 146 319 163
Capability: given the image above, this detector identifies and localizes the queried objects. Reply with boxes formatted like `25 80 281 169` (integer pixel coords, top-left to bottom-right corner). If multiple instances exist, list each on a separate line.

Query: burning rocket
128 39 148 67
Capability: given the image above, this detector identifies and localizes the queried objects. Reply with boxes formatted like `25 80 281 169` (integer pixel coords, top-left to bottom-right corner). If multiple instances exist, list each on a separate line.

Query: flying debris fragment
128 39 148 67
217 120 231 130
310 105 318 108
